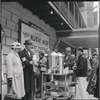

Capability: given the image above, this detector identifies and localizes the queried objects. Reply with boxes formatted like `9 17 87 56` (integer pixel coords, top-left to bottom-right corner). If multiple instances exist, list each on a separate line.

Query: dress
6 50 25 99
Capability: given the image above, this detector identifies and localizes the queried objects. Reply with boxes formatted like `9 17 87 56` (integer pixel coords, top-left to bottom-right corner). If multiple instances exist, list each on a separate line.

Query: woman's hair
39 51 44 56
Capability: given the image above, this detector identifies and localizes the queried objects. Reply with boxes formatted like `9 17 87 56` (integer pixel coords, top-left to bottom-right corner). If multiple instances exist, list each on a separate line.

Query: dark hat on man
24 40 33 45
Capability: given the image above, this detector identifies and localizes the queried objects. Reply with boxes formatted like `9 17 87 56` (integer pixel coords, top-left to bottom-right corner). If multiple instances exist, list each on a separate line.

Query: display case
41 72 76 100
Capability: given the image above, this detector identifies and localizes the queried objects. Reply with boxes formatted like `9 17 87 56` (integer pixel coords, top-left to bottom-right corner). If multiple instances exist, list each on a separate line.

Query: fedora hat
24 40 33 45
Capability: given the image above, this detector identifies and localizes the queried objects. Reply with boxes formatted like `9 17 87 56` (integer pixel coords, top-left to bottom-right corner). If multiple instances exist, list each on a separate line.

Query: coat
94 67 99 98
6 50 25 99
86 58 99 95
64 54 76 69
18 49 35 93
74 54 88 77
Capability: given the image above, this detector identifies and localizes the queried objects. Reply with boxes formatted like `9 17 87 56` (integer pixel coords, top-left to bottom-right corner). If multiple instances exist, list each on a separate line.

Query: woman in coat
6 42 25 99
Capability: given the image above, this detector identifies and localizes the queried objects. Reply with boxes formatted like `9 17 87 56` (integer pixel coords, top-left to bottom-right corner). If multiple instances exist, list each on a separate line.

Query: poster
20 22 50 59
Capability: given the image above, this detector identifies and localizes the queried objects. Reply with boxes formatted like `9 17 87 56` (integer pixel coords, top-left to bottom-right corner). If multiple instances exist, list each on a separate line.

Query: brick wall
1 2 56 99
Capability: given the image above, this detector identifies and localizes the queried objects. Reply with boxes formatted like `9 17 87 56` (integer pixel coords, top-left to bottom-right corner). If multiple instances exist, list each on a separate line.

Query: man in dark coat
73 47 89 99
64 47 76 69
87 53 99 97
18 40 35 100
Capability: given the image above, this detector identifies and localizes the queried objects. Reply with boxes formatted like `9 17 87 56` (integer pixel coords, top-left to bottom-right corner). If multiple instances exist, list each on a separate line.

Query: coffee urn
48 51 58 69
58 52 64 73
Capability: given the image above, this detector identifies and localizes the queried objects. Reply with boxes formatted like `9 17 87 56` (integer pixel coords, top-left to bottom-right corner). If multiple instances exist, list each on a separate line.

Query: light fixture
50 10 53 14
48 1 73 29
61 22 63 25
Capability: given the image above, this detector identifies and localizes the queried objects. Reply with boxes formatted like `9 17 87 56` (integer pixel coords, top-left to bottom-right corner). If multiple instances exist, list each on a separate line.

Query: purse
4 87 17 100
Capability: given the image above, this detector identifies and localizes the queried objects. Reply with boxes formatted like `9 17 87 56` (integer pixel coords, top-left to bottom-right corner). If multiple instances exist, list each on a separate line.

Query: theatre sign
18 20 50 52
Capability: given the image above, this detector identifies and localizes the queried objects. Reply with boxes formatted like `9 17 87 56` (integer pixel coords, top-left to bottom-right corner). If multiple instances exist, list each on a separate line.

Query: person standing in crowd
73 47 98 99
94 56 99 98
35 51 47 95
64 47 76 69
73 46 88 99
87 53 99 97
6 42 25 99
64 47 76 84
18 40 35 100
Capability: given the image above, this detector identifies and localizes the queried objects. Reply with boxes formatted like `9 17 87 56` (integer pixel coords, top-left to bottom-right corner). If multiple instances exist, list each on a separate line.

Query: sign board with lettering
19 20 49 51
18 20 50 60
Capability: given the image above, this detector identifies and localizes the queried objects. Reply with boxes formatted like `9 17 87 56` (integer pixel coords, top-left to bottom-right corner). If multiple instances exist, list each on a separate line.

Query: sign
20 22 50 53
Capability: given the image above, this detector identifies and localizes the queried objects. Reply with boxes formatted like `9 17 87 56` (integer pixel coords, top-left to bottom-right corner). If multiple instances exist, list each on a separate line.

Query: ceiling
1 0 72 31
18 1 72 31
57 28 99 48
1 0 99 48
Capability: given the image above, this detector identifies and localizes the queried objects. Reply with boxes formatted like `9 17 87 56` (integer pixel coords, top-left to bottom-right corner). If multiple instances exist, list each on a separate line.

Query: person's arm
6 54 13 79
6 54 13 87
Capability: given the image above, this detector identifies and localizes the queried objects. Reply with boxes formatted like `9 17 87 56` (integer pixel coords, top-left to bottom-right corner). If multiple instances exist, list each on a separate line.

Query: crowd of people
4 40 99 100
5 40 48 100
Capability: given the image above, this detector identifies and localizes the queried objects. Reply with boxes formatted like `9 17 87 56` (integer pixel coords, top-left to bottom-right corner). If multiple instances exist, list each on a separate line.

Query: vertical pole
74 3 76 28
78 12 79 28
0 0 2 97
68 2 70 21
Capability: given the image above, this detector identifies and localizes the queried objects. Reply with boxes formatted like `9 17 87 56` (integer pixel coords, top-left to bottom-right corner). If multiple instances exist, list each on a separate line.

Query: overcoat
64 54 76 69
18 49 35 93
6 50 25 99
86 57 99 95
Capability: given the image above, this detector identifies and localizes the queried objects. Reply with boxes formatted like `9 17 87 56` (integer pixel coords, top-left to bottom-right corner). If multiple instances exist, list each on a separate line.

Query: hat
66 47 71 51
24 40 33 45
11 42 21 49
77 46 83 52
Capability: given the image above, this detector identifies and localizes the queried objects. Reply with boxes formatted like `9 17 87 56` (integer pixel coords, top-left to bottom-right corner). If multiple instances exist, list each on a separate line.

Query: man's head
77 46 83 56
11 42 21 52
39 51 45 59
65 47 71 56
93 52 98 59
24 40 33 51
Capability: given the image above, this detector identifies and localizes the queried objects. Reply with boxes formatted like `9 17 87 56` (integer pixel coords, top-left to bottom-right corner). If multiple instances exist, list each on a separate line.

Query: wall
1 2 56 99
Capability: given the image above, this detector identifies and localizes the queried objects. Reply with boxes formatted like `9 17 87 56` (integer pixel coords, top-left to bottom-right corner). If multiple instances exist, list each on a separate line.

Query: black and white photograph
0 0 99 100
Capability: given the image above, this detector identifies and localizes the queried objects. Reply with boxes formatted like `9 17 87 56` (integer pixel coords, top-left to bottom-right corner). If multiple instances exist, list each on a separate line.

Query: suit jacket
18 49 35 93
64 54 76 69
74 54 88 77
87 58 99 95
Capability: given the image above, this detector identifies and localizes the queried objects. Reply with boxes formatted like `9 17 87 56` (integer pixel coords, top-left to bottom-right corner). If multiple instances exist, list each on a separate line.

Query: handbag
4 87 17 100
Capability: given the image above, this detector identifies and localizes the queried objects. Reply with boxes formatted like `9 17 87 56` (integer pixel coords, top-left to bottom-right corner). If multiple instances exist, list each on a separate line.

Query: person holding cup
18 40 35 100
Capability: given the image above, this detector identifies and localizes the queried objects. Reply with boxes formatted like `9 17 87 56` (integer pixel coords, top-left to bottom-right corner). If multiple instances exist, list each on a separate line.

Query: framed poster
18 20 50 59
